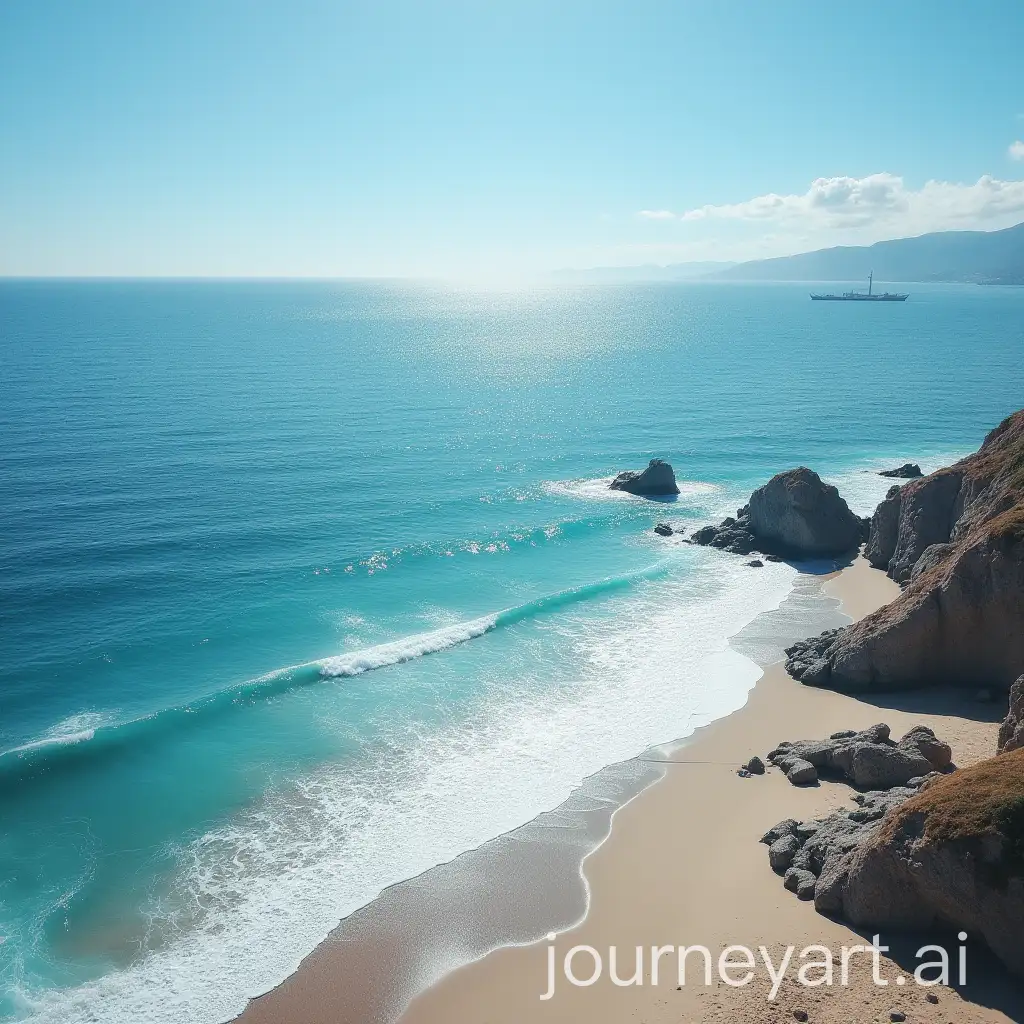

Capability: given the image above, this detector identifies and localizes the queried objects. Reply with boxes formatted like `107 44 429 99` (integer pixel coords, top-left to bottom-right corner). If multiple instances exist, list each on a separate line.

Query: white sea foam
8 712 116 756
824 450 969 517
545 475 719 502
318 616 498 677
17 553 802 1024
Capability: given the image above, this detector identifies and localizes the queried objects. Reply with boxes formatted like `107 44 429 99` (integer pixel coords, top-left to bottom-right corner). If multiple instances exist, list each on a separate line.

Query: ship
810 272 908 301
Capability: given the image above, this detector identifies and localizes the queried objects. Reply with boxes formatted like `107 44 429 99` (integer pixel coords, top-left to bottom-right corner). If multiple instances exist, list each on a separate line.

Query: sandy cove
238 557 1020 1024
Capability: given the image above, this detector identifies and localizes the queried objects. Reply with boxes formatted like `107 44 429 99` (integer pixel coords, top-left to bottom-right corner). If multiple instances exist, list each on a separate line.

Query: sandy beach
234 555 1021 1024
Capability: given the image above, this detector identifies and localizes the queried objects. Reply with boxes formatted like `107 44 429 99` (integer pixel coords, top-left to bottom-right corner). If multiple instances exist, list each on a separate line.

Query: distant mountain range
559 221 1024 285
717 220 1024 285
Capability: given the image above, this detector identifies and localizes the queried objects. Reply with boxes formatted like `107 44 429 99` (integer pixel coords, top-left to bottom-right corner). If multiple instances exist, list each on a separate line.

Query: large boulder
998 675 1024 754
791 409 1024 693
745 468 863 556
690 468 862 559
609 458 680 496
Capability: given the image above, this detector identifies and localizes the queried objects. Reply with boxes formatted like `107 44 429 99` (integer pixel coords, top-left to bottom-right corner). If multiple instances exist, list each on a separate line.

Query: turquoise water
1 279 1022 1021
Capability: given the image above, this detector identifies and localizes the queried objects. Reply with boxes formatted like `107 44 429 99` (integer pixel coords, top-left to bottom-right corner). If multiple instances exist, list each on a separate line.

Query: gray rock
690 467 862 560
609 458 680 496
879 463 923 479
898 725 952 770
784 867 818 900
998 675 1024 754
761 818 799 845
767 723 951 791
786 759 818 785
745 755 765 775
745 467 863 557
844 742 934 789
653 522 673 536
747 558 764 567
769 834 802 873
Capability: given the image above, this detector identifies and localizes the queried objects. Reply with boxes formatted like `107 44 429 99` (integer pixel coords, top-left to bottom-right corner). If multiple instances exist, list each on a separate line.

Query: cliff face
787 409 1024 692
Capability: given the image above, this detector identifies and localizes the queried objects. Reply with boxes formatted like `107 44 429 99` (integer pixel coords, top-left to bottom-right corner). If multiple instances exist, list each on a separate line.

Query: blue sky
2 0 1023 277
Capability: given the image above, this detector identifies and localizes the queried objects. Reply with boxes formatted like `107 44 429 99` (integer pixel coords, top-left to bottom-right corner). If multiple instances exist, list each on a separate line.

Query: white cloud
637 209 677 220
1009 140 1024 160
639 172 1024 238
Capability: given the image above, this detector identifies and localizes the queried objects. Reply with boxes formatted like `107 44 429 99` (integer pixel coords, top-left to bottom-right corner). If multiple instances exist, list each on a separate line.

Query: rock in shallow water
609 458 680 496
879 463 923 478
690 467 862 559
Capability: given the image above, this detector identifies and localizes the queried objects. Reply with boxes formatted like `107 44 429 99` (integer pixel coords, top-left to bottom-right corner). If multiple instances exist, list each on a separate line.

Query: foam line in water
545 476 719 502
0 563 671 778
319 616 498 677
318 563 669 678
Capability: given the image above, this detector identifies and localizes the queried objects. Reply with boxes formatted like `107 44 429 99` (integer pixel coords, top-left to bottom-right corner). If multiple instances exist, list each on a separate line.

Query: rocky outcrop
879 463 922 478
691 467 863 559
690 517 757 555
609 458 680 496
653 522 673 536
761 780 928 901
870 469 967 583
998 675 1024 754
790 409 1024 693
762 731 1024 981
767 723 951 789
830 749 1024 980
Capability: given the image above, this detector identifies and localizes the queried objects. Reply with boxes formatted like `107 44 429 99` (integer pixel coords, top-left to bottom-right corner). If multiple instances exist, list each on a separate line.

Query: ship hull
810 294 908 301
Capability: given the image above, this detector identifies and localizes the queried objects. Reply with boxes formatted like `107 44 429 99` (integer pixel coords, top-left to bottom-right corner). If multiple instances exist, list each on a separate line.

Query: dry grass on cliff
879 748 1024 849
961 409 1024 491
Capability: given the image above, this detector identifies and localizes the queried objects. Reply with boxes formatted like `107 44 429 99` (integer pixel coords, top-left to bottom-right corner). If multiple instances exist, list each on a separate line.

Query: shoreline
232 561 1007 1024
234 555 1019 1024
233 559 852 1024
400 556 1017 1023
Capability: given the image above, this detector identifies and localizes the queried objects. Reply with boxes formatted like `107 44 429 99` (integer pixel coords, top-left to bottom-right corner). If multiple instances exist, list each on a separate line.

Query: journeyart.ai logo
539 933 969 1001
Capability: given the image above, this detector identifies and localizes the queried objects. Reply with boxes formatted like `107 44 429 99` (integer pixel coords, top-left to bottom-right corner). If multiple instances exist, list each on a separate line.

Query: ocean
1 279 1022 1022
